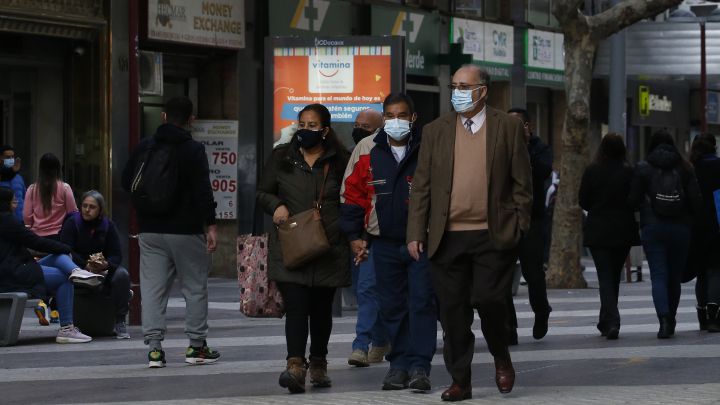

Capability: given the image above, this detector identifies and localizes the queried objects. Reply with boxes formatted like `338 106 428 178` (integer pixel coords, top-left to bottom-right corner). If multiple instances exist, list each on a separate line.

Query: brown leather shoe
441 383 472 401
494 356 515 394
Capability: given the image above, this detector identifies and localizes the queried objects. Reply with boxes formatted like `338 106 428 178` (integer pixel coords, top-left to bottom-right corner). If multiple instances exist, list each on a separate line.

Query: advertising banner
192 120 239 220
269 0 352 36
450 18 513 80
272 44 393 146
630 81 689 129
148 0 245 49
371 5 440 76
526 29 565 87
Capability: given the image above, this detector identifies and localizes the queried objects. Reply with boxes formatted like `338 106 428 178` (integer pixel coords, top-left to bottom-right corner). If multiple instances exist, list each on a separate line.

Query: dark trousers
373 239 437 374
508 219 551 329
431 230 518 386
277 282 336 359
641 224 691 318
589 246 631 331
692 233 720 306
105 266 131 321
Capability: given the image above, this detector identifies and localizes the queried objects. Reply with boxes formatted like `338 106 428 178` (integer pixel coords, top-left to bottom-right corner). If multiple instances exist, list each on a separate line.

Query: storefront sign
484 22 514 65
450 18 513 80
526 29 565 87
272 43 393 146
192 120 239 220
630 81 688 128
372 6 440 77
148 0 245 49
269 0 352 36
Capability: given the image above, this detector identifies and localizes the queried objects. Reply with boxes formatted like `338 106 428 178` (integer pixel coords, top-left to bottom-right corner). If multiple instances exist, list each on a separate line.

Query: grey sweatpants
139 233 210 348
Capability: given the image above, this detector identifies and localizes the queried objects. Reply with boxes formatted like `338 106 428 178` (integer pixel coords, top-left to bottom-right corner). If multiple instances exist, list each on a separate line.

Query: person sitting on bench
59 190 131 339
0 186 99 343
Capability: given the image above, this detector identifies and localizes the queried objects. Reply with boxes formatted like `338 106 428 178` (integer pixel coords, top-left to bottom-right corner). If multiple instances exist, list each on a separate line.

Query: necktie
465 119 474 133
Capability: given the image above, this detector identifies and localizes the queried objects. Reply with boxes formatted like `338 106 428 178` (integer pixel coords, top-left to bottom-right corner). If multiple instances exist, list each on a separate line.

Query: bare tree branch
588 0 683 41
553 0 585 26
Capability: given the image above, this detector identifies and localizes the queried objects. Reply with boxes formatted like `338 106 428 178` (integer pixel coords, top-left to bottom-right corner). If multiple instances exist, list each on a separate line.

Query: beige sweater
447 116 488 231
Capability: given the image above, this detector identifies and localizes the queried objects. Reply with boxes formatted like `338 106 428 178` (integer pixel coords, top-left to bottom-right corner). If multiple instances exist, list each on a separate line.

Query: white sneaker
56 325 92 343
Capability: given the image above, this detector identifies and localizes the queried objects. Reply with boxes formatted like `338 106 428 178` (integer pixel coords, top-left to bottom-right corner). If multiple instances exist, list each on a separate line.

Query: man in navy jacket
341 93 437 392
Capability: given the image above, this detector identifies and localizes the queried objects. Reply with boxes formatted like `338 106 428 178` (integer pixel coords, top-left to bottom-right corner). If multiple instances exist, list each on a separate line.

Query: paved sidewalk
2 262 719 404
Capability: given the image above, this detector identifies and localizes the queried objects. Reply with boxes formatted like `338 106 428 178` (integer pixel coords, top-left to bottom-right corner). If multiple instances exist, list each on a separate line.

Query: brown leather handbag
278 163 331 270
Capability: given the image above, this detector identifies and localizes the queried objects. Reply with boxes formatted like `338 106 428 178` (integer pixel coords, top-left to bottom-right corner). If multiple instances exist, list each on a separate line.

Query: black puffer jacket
257 142 350 288
628 144 703 227
0 212 71 297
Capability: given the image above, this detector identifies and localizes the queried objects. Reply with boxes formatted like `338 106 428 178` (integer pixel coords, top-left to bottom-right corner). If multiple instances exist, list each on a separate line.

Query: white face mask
384 118 412 141
3 158 14 168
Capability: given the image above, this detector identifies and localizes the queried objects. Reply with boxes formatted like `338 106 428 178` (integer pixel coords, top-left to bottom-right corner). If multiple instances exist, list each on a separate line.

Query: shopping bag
237 234 284 318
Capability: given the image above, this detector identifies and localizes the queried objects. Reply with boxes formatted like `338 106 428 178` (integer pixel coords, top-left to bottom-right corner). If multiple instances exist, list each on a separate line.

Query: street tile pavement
2 262 719 404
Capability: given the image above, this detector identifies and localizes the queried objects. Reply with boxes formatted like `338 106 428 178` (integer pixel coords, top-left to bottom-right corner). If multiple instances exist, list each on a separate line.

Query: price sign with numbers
192 120 239 220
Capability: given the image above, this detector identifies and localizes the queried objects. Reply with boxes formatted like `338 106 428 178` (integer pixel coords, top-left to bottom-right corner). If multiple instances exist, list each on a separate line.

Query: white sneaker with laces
69 269 102 280
56 325 92 343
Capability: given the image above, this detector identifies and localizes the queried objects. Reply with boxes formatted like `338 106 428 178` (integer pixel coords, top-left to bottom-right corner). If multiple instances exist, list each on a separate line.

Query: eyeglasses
447 84 486 91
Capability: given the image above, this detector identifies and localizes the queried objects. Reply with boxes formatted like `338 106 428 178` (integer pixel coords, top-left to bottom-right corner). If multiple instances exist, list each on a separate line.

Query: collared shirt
460 106 487 134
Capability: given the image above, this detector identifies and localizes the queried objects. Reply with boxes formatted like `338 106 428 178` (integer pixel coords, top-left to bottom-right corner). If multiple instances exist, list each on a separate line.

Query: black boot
697 305 708 331
657 316 672 339
707 303 720 333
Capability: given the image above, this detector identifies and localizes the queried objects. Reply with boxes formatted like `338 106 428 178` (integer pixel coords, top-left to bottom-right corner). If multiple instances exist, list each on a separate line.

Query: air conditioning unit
139 51 163 96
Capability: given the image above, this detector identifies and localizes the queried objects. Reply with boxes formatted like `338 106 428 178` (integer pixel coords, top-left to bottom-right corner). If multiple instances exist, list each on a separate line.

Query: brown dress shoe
494 356 515 394
441 383 472 401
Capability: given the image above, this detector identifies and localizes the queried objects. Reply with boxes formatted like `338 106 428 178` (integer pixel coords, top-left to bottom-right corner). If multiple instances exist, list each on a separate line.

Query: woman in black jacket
579 133 639 339
0 187 93 343
688 134 720 332
59 190 131 339
628 131 704 339
257 104 351 394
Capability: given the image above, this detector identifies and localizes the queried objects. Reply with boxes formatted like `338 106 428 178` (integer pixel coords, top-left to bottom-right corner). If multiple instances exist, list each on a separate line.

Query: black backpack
130 138 181 216
648 167 686 218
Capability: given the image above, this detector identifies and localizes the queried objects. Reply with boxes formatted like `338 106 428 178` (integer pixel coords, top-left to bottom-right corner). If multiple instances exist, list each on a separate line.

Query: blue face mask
384 119 412 141
3 158 14 168
451 88 480 113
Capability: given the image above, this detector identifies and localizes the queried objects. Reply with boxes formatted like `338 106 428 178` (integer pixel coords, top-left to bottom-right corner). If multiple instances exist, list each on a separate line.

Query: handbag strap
315 163 330 209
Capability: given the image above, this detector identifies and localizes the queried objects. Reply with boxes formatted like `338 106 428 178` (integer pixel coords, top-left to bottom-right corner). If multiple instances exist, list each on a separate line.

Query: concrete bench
0 293 41 346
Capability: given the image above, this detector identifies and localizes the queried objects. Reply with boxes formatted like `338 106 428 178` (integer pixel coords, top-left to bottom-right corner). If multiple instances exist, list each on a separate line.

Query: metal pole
608 0 626 136
127 0 141 326
701 20 708 133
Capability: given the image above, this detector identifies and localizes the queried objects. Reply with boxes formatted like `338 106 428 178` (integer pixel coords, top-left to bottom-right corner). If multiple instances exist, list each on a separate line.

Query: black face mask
296 129 324 149
352 128 372 145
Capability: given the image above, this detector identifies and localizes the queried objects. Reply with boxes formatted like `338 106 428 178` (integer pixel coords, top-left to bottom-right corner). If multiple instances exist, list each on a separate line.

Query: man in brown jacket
406 65 532 401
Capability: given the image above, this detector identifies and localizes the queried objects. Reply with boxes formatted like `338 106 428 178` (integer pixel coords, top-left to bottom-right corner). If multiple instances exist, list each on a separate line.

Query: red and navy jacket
340 127 422 242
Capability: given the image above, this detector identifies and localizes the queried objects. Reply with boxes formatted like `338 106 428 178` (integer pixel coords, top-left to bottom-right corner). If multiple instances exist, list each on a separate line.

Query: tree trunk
546 34 597 289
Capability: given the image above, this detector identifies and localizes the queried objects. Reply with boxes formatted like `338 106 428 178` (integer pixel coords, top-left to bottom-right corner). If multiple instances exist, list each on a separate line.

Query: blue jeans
351 246 388 351
373 239 437 374
641 223 691 318
38 254 77 326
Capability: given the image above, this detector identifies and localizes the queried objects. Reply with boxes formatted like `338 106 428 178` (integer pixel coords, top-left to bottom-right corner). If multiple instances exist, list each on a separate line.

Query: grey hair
81 190 105 216
456 64 491 87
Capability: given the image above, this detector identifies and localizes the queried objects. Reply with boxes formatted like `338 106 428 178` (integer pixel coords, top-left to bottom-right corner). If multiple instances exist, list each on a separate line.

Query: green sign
269 0 352 36
371 5 440 77
526 68 565 88
639 85 650 117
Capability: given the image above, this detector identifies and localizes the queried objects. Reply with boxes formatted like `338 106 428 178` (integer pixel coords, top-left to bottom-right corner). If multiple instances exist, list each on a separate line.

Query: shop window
455 0 500 19
528 0 560 28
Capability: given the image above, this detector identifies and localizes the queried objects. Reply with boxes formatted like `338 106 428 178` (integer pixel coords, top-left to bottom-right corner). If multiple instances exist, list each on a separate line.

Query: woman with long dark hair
23 153 78 238
628 131 704 338
579 133 639 339
257 104 351 393
0 187 94 343
688 134 720 332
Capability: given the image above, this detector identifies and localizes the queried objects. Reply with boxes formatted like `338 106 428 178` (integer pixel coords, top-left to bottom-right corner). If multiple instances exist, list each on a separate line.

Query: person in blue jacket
341 93 437 392
1 145 25 222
